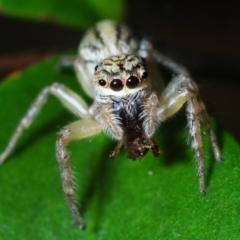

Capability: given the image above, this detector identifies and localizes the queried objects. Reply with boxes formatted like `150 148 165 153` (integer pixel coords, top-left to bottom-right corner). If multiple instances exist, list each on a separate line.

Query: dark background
0 0 239 141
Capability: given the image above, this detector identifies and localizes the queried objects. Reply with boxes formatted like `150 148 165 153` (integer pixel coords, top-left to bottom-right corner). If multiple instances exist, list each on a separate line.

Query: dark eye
99 79 107 86
126 75 140 89
110 79 124 91
94 65 98 71
141 71 148 79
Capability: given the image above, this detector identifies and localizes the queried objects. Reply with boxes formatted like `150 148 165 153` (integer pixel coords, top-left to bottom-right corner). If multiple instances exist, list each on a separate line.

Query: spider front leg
145 75 222 194
56 119 102 229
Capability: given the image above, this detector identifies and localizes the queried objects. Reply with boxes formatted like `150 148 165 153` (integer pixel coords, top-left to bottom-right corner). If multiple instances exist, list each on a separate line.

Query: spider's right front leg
56 119 102 229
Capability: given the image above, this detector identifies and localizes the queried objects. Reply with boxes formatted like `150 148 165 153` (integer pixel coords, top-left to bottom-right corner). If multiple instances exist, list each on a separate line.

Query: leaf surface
0 0 125 27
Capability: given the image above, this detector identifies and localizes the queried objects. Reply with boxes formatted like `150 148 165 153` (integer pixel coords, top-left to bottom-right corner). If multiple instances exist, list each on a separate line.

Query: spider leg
56 55 78 69
57 56 95 99
152 49 190 77
57 119 102 229
156 75 222 194
74 58 96 99
0 83 91 164
138 39 165 95
198 100 222 161
139 38 190 77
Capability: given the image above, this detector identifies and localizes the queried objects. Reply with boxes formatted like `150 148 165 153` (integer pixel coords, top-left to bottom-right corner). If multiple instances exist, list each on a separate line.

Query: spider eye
141 71 148 79
110 79 124 91
99 79 107 86
126 75 140 89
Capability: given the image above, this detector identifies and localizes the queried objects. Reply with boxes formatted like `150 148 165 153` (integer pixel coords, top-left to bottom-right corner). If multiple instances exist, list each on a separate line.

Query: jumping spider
0 20 222 229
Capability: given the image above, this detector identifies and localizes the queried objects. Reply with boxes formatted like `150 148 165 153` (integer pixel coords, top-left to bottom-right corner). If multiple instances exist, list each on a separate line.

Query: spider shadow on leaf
77 138 117 231
155 110 190 167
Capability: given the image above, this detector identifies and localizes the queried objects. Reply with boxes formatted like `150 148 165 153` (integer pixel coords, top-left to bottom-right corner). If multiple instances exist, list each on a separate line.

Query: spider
0 20 222 229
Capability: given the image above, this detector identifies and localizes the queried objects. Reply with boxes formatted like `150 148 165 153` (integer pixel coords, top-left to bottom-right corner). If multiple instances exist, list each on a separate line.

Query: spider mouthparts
109 141 123 159
109 150 118 159
151 142 161 157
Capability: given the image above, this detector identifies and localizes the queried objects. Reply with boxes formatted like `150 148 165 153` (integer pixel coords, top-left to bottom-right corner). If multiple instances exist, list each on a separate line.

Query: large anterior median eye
126 75 140 89
110 79 124 91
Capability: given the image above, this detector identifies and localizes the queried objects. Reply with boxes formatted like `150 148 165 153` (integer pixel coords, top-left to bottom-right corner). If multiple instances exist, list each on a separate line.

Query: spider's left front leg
145 75 222 194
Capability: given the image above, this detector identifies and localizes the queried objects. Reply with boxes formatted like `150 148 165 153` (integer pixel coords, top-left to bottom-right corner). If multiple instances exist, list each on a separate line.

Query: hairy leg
0 83 90 164
56 119 102 229
155 75 222 193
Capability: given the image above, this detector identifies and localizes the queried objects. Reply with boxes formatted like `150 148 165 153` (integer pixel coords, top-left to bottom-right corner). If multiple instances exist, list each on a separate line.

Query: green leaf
0 0 125 28
0 57 240 240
